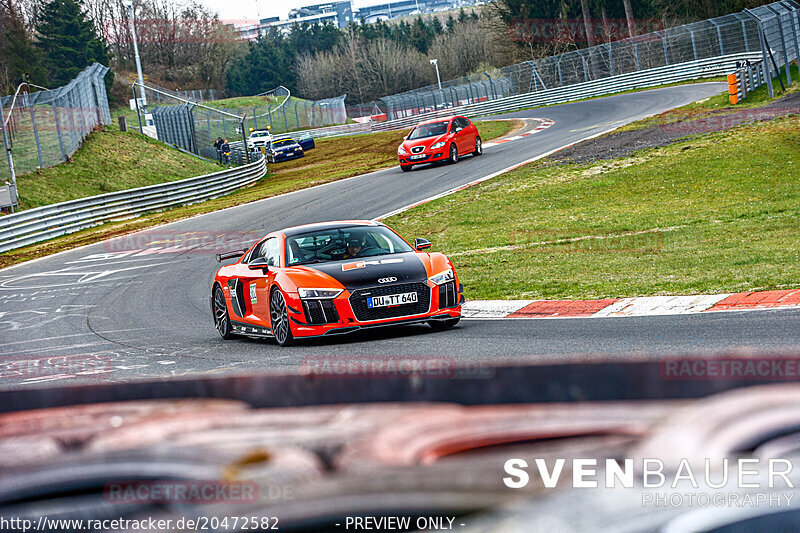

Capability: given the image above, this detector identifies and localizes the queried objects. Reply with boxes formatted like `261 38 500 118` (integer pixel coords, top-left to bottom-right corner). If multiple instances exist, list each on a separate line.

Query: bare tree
580 0 594 48
623 0 636 37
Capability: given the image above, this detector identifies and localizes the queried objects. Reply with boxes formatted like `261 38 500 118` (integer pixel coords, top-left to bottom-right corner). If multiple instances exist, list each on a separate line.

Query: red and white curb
462 289 800 319
482 118 555 148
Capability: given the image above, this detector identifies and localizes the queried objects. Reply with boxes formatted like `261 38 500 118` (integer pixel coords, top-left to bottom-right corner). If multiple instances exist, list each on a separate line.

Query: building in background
231 0 483 40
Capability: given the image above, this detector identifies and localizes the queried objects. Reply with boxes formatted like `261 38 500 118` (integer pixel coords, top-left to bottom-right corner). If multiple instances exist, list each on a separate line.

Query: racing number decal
342 258 404 271
250 283 257 304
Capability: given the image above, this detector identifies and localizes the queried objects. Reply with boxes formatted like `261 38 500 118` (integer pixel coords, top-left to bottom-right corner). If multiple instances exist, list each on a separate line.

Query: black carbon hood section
308 252 428 290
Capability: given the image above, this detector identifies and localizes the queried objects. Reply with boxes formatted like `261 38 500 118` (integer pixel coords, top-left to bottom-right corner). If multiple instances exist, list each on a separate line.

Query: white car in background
246 128 272 150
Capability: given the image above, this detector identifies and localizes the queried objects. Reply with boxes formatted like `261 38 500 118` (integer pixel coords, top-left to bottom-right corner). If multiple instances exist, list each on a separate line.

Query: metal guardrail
369 53 762 132
274 53 761 140
0 154 266 253
727 61 768 103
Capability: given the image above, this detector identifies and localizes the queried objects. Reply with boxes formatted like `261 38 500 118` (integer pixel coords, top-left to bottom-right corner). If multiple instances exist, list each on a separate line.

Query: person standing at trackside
220 139 231 168
213 137 224 163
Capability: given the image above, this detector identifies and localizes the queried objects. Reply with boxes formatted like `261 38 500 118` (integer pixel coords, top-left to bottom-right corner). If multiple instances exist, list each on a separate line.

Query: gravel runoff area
552 91 800 164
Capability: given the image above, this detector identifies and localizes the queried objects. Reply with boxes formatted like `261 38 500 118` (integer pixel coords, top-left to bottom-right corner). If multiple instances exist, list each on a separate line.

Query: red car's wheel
473 136 482 156
270 288 294 346
448 143 458 164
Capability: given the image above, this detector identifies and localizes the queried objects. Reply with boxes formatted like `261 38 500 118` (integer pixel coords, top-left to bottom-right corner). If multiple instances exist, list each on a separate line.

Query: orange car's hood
295 252 428 291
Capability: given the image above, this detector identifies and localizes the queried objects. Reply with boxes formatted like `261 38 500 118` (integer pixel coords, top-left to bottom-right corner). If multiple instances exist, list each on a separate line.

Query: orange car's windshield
286 226 413 266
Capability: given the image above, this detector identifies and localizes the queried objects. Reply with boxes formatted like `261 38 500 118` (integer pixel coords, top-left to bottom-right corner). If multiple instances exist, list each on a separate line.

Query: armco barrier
0 154 266 253
370 53 762 132
281 53 761 139
728 62 768 103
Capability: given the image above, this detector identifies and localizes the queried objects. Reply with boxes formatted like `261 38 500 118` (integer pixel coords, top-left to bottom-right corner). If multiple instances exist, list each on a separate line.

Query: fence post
187 103 198 155
745 9 775 98
0 103 17 191
741 17 750 52
556 57 564 85
687 27 699 60
656 31 670 65
132 84 144 134
240 116 250 164
766 6 792 85
28 102 45 168
576 51 589 81
66 91 79 150
52 102 67 161
785 3 800 65
633 41 642 70
607 44 615 76
710 20 725 55
283 101 288 130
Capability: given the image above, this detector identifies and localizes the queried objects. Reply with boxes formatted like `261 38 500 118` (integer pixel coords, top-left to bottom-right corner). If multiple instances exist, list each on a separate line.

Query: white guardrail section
298 53 760 137
0 155 267 253
371 53 762 131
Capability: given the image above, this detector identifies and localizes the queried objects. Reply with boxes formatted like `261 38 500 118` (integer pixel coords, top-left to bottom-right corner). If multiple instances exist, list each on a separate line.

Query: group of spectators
213 137 231 167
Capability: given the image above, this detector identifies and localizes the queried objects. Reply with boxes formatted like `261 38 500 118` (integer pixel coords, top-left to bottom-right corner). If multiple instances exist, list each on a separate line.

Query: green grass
14 124 220 210
0 120 517 268
617 63 800 133
386 116 800 300
205 94 287 110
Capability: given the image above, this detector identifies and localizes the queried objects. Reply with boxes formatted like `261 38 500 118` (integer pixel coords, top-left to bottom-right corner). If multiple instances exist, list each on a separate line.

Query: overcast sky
202 0 380 23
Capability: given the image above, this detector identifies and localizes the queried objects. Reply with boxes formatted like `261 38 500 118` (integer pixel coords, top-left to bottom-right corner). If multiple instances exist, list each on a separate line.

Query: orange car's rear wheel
270 288 294 346
213 285 235 340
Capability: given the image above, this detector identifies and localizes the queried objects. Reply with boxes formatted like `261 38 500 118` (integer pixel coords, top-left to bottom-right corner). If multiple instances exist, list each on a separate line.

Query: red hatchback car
397 115 482 171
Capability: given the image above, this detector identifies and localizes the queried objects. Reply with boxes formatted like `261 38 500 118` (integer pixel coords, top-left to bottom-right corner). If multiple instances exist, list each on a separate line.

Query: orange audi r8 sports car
397 115 482 171
211 221 464 346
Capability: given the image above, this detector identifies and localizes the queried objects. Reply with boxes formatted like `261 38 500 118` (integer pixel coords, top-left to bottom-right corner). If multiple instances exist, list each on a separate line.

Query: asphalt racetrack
2 82 799 388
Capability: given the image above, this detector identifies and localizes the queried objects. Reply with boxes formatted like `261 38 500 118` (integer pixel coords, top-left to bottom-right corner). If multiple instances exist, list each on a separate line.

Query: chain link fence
0 63 111 184
131 81 348 164
238 93 348 135
133 82 252 166
362 1 798 121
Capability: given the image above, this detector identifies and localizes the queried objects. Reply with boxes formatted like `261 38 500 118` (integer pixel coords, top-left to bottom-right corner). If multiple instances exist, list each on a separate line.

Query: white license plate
410 154 426 160
368 292 418 308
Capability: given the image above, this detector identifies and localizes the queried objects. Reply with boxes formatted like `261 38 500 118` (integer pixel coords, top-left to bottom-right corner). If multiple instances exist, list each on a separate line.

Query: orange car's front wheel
270 288 294 346
213 285 235 340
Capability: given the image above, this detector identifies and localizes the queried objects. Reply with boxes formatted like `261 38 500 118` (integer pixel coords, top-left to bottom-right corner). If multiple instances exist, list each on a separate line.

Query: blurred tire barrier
4 383 800 531
335 402 675 470
632 384 800 469
0 153 266 254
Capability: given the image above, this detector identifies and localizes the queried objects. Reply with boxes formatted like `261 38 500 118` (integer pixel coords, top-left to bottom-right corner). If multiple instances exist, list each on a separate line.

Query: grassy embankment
1 119 517 268
387 116 800 300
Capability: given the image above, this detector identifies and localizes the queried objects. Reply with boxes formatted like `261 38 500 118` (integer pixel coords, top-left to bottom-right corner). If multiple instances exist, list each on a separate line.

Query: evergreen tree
34 0 110 86
225 29 296 96
0 0 46 92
